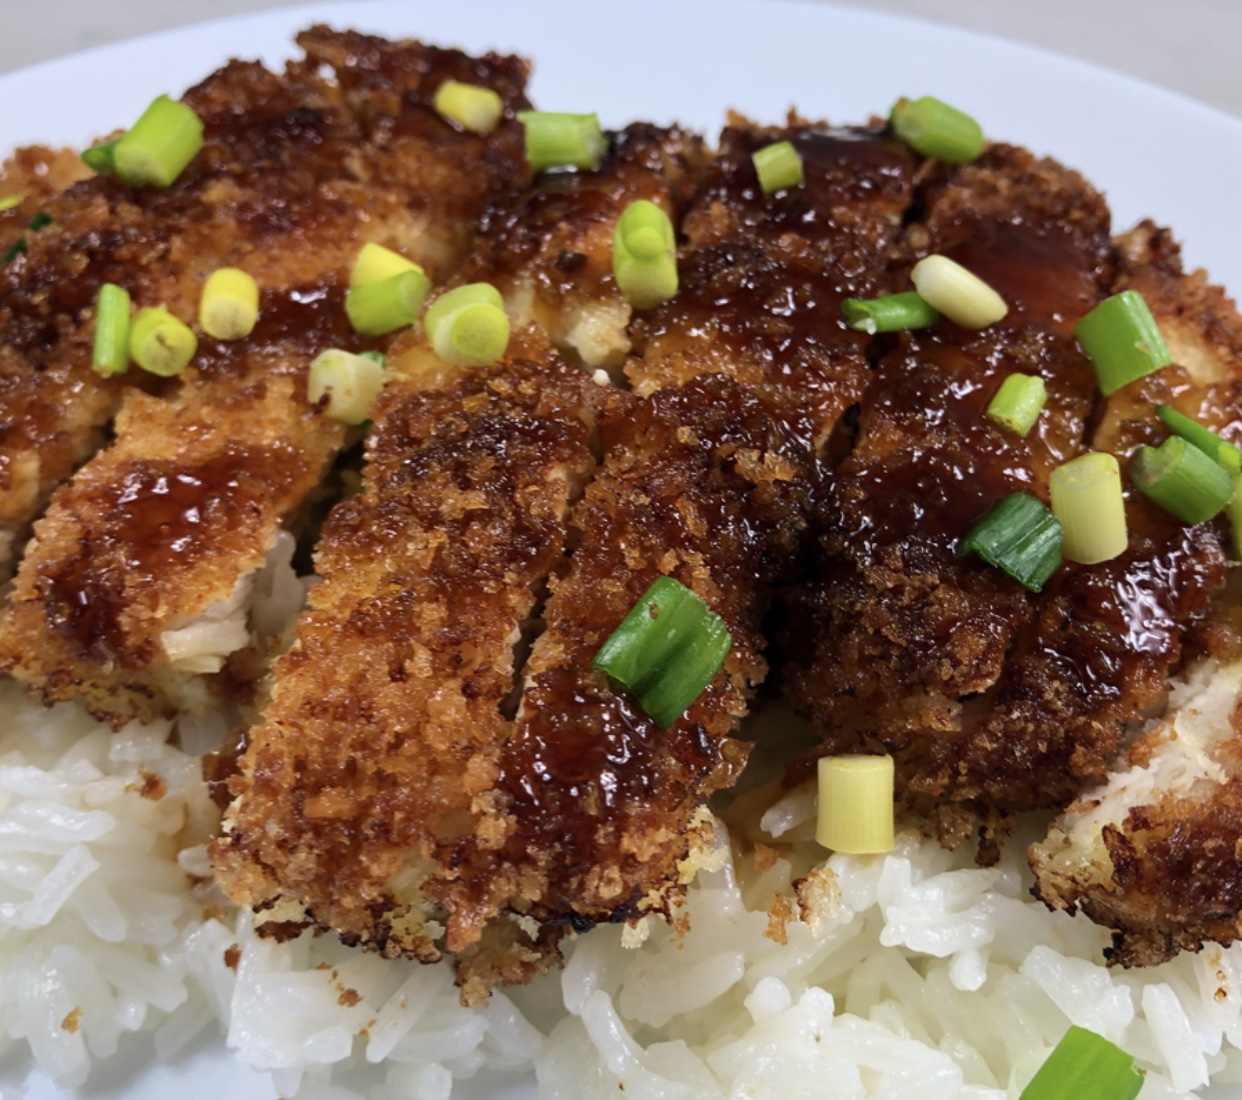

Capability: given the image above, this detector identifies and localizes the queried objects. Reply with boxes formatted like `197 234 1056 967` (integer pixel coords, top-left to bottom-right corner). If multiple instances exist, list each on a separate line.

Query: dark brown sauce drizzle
487 373 812 911
39 446 297 663
642 127 915 364
192 283 367 383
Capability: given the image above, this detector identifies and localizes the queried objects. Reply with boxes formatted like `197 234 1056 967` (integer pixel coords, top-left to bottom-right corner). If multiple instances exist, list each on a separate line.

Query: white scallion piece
910 254 1008 329
815 754 895 854
307 348 385 425
1049 452 1128 565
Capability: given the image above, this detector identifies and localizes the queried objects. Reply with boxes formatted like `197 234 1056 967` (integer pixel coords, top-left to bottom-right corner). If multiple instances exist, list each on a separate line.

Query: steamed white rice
2 664 1242 1098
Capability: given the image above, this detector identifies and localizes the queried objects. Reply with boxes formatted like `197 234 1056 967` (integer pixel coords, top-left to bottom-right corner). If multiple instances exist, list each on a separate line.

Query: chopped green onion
433 80 504 135
423 283 510 367
1075 290 1171 396
517 111 606 171
113 95 204 187
81 138 119 175
592 575 733 729
816 754 895 854
957 492 1063 592
360 350 386 366
307 348 385 425
91 283 131 377
889 96 985 163
612 199 678 310
752 140 803 194
349 242 424 291
128 307 197 377
0 196 19 212
26 211 51 232
1019 1026 1143 1100
1228 477 1242 560
345 269 431 337
842 291 940 335
911 255 1007 329
1132 435 1233 524
1049 452 1127 564
199 267 259 341
1156 404 1242 476
986 373 1047 437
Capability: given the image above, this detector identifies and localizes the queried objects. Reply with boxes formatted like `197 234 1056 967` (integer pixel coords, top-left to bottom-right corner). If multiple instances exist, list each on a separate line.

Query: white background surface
2 0 1242 119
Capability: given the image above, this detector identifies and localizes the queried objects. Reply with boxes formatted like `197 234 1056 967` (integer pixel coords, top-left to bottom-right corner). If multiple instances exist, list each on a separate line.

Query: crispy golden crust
0 30 532 723
211 350 599 957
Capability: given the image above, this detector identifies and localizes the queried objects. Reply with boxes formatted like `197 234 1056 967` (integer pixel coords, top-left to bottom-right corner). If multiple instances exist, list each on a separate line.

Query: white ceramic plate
3 2 1242 1096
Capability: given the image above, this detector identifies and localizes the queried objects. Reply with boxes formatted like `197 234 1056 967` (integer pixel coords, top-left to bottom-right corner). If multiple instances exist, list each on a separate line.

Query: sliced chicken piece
783 145 1120 854
1030 224 1242 962
0 28 531 724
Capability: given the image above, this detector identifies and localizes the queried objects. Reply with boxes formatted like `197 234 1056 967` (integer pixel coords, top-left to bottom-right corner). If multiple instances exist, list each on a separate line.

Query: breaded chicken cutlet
0 28 531 725
213 118 918 998
212 125 700 984
783 146 1233 859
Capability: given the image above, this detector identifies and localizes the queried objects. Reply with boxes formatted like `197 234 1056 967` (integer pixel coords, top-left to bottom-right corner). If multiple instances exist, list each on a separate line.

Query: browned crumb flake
795 866 841 935
60 1007 81 1034
765 892 796 945
752 841 781 873
134 767 167 802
